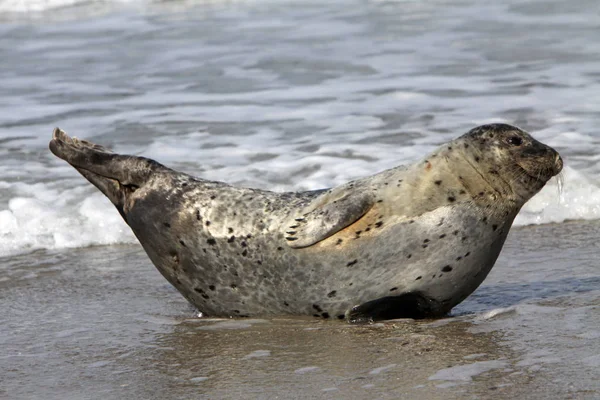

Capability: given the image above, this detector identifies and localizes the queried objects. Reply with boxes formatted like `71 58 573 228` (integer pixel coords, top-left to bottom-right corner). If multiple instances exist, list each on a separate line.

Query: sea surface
1 0 599 398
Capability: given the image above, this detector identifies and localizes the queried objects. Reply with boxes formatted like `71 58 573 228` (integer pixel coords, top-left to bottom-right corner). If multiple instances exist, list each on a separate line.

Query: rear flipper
49 128 170 213
347 292 446 323
49 128 167 187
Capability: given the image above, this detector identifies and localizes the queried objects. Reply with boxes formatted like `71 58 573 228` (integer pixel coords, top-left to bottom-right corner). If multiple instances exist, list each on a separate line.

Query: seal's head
456 123 563 202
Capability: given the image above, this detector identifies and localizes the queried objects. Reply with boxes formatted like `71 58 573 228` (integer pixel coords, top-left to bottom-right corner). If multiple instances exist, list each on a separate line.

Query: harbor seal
49 123 562 322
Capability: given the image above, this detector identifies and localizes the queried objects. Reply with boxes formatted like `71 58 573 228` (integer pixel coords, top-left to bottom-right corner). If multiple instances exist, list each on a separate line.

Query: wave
1 164 597 258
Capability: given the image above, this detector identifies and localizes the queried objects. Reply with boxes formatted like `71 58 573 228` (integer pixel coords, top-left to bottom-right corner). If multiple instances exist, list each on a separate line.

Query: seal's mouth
519 152 563 183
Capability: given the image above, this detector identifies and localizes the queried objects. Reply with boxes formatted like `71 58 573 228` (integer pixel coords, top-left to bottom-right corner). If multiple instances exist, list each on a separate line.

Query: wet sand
2 221 599 399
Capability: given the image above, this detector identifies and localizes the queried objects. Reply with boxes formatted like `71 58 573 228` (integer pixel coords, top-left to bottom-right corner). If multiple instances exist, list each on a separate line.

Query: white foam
515 166 600 226
2 141 600 258
0 0 138 13
0 183 135 258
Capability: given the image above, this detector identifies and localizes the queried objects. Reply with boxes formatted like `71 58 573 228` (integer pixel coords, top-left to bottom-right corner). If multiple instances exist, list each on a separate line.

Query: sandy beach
2 221 599 399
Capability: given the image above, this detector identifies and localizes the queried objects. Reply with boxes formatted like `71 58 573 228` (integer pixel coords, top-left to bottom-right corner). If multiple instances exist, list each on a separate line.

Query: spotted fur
49 124 562 321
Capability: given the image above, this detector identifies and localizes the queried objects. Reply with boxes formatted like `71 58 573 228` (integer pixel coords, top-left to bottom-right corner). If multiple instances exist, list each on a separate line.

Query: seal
49 123 562 322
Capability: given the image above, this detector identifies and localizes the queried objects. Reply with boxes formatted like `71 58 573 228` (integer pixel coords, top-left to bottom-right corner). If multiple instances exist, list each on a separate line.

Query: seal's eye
507 136 523 146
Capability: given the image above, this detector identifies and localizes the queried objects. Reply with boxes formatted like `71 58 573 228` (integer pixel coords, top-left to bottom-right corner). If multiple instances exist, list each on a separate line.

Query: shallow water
1 0 600 398
2 222 599 399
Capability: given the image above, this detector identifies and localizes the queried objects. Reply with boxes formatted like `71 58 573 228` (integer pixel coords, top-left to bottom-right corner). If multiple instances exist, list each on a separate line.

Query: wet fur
49 124 562 321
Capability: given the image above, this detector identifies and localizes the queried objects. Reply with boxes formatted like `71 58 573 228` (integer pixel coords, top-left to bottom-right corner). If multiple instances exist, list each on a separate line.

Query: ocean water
1 0 600 398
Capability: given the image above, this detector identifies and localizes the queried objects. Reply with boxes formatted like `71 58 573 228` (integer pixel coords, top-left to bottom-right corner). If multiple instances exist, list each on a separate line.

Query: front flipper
347 292 445 323
284 187 375 248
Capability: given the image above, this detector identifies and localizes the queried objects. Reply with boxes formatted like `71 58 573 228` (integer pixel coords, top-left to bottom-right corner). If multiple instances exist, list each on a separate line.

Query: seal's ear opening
49 128 169 211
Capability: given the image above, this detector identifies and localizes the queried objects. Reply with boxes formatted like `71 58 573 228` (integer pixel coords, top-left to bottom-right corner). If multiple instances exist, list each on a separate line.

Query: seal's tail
49 128 170 213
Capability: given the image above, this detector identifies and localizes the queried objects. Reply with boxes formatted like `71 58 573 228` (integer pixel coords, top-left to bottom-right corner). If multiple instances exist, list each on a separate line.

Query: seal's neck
401 140 523 217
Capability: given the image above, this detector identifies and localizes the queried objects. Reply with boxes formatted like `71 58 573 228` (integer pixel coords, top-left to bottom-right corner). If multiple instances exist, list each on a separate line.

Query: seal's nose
553 152 563 175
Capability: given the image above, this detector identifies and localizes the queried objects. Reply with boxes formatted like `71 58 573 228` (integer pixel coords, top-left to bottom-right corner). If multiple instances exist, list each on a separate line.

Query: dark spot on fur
349 282 354 286
464 143 469 148
163 222 171 228
390 287 398 292
447 196 456 202
465 252 471 257
227 236 235 243
285 237 297 241
321 312 330 319
179 240 186 247
479 191 484 196
492 224 498 231
233 310 240 314
461 236 467 242
475 156 480 162
415 276 422 280
277 246 284 251
482 217 488 223
442 265 453 272
205 221 211 226
375 221 384 228
365 227 371 232
230 284 237 289
336 238 343 245
456 256 463 261
247 234 252 239
207 238 217 246
313 314 320 318
228 227 234 233
337 314 345 320
453 230 459 235
313 304 323 312
196 210 201 220
209 285 215 291
407 254 412 259
241 241 247 247
347 259 358 267
284 301 289 306
194 287 205 294
422 244 428 249
377 199 383 203
435 180 442 185
459 190 466 195
439 234 446 239
423 238 430 243
210 195 216 200
447 146 452 150
355 230 362 235
201 294 209 299
327 290 337 298
241 249 248 257
409 220 415 224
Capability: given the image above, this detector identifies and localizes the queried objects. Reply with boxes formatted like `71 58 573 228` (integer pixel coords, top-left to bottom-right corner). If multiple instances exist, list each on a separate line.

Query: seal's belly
298 204 515 315
131 196 514 319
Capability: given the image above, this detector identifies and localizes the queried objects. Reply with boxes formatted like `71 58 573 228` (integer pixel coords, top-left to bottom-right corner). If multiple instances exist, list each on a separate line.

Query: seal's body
49 124 562 321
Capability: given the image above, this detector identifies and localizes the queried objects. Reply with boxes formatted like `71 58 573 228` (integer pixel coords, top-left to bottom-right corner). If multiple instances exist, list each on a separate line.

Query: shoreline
1 220 599 399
